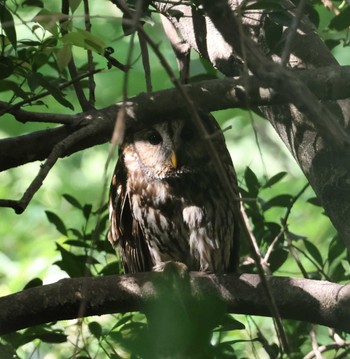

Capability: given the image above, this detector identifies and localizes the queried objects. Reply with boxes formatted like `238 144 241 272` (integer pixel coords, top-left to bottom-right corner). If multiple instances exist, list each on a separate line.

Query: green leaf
22 0 44 7
328 236 346 264
100 261 121 276
0 342 15 359
325 39 341 50
216 314 245 331
63 193 82 209
244 167 260 197
268 248 289 272
263 172 287 188
23 278 43 290
32 9 65 36
307 197 321 207
69 0 82 13
0 4 17 50
69 228 83 238
29 73 74 110
83 204 92 220
88 321 102 339
304 239 323 267
329 7 350 31
56 44 72 71
45 211 67 235
61 28 106 54
0 80 29 99
55 243 90 277
37 332 67 343
113 314 134 329
262 194 293 211
64 239 90 248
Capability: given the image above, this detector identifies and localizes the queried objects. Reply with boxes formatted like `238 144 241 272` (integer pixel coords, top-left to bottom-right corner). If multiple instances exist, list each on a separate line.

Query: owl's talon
153 261 189 280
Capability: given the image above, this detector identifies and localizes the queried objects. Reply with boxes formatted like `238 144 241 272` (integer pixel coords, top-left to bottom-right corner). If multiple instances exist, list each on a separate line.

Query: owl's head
122 118 218 180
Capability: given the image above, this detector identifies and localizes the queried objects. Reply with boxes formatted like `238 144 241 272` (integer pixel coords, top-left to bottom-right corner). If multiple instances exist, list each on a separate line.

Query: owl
108 114 240 274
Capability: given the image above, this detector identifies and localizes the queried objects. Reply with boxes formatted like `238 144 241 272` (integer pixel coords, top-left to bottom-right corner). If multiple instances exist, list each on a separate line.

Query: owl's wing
108 159 152 274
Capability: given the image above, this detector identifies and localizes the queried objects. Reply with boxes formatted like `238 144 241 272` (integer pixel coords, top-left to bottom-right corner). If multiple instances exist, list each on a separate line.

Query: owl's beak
170 151 177 168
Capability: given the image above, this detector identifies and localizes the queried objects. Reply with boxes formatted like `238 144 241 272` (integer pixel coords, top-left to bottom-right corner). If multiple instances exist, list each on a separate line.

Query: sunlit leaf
56 44 72 71
32 9 65 36
61 29 106 54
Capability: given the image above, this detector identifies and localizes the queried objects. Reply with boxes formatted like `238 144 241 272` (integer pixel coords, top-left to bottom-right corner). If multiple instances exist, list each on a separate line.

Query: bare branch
83 0 96 107
61 0 93 111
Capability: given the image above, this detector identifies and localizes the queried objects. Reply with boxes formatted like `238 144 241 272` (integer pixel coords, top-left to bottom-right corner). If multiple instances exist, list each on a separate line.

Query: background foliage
1 0 350 357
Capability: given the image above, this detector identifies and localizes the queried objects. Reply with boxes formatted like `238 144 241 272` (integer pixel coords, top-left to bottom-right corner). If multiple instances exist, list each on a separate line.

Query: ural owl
108 114 240 274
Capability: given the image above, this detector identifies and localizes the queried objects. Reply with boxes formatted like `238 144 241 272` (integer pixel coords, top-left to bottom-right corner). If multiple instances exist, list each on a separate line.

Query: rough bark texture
1 66 350 171
154 0 350 250
1 273 350 335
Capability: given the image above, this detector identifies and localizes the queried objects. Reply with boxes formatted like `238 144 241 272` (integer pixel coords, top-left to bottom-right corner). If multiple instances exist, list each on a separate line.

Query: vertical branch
280 0 307 66
61 0 92 111
161 15 191 84
83 0 96 106
138 32 153 93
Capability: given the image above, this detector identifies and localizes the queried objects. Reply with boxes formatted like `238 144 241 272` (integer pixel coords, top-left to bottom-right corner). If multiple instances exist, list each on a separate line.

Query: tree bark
0 273 349 335
1 66 350 172
153 0 350 251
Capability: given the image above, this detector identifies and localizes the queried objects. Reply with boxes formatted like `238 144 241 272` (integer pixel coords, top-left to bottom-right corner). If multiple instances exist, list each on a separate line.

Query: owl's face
122 119 209 180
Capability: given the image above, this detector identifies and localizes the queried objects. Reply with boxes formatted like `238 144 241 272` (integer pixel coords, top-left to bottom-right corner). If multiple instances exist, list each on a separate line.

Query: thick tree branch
0 273 349 335
1 65 349 173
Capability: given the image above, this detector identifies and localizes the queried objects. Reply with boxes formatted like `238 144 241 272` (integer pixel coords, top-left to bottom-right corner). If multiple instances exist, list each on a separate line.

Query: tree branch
0 273 349 335
1 65 349 173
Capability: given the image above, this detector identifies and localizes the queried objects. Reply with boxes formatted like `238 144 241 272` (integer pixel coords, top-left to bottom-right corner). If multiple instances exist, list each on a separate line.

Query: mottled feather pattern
108 115 240 273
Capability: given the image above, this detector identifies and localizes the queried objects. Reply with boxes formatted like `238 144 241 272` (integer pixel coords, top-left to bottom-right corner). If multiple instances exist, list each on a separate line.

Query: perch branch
0 273 350 335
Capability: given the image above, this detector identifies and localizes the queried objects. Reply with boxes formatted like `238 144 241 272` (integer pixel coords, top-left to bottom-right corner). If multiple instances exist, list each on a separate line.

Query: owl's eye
181 124 194 141
147 131 162 145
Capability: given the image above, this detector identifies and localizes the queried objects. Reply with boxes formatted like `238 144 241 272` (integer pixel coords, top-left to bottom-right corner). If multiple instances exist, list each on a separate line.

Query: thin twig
0 124 98 214
61 0 92 111
264 182 309 263
0 68 102 117
83 0 96 107
161 15 191 84
310 326 323 359
281 0 307 66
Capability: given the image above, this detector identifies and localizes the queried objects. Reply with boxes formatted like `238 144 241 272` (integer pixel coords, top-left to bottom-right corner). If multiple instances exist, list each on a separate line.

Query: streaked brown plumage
108 114 240 274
